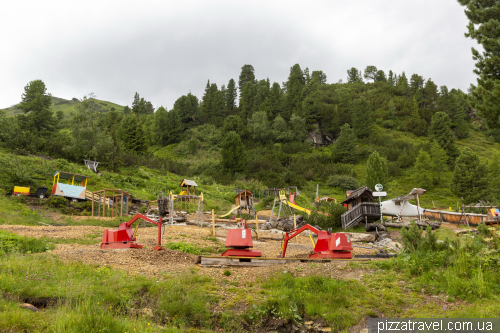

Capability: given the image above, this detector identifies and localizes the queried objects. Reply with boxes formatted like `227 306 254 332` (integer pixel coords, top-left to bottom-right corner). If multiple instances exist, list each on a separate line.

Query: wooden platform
195 256 371 267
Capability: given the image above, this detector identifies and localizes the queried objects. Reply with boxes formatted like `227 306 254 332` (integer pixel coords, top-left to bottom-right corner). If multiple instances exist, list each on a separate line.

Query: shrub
326 175 359 191
0 230 54 254
47 196 68 208
223 270 231 276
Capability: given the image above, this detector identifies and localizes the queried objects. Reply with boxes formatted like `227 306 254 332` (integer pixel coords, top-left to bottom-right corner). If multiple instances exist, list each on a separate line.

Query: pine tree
410 74 425 95
409 97 427 136
225 79 237 114
154 106 168 145
172 93 199 128
429 112 459 163
18 80 55 136
413 150 433 189
388 70 395 86
457 1 500 132
132 92 140 113
253 79 270 112
450 94 469 139
284 64 305 119
387 100 397 119
365 151 388 190
450 147 489 203
262 82 284 120
201 80 213 123
163 111 184 144
347 68 363 83
430 140 448 184
221 131 248 174
397 72 409 97
238 64 256 95
311 71 327 85
351 97 372 138
374 70 387 82
239 82 257 121
363 66 378 82
331 124 357 164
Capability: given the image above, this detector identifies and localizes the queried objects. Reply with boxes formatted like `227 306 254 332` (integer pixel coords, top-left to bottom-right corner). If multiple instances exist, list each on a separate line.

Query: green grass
166 241 225 255
0 230 55 255
0 254 219 332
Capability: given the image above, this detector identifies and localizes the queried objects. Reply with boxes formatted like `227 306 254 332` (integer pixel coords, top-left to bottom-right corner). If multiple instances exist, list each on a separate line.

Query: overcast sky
1 0 479 110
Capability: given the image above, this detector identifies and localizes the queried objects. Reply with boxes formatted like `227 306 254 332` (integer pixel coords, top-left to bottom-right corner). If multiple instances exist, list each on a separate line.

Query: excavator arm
280 224 320 258
124 214 164 251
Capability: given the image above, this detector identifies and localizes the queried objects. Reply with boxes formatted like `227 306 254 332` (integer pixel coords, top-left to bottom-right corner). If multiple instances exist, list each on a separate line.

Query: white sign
375 184 383 191
241 229 246 239
372 191 387 197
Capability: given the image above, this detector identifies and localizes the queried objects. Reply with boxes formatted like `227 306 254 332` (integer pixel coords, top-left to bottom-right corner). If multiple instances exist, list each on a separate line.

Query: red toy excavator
101 214 164 251
280 224 352 259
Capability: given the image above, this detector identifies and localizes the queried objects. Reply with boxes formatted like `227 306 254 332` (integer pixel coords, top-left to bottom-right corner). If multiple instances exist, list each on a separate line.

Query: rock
345 233 376 242
140 307 154 317
20 303 39 312
360 329 368 333
365 223 386 232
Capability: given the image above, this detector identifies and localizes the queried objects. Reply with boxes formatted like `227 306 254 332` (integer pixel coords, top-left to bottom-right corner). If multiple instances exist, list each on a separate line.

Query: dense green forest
1 61 500 205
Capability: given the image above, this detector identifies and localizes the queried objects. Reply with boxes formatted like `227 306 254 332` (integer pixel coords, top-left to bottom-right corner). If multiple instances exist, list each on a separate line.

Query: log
343 233 376 242
364 223 387 232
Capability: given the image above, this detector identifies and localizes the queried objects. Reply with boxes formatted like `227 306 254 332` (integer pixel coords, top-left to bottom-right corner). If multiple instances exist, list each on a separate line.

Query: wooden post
92 192 94 217
120 191 124 217
112 190 114 218
212 209 215 236
255 215 259 239
316 184 319 201
103 190 106 217
293 214 296 230
417 194 422 222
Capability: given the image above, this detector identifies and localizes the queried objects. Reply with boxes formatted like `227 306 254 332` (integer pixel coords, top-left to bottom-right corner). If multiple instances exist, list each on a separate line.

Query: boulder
345 233 376 242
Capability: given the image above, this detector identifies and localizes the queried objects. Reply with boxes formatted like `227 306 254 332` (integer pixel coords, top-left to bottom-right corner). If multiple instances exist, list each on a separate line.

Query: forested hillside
1 63 499 206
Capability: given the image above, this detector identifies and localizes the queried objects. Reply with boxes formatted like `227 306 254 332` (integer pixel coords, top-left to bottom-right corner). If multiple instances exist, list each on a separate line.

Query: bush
47 196 68 208
305 202 346 230
327 175 359 191
0 230 54 254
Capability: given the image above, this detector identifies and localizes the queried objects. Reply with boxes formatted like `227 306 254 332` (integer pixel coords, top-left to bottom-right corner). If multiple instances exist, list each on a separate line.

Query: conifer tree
262 82 284 120
238 65 256 95
351 97 372 138
413 150 433 189
397 72 409 97
365 151 388 190
253 79 270 112
430 140 448 184
331 124 357 164
450 147 489 203
172 93 199 128
409 97 427 136
311 71 327 85
451 94 469 139
239 82 257 121
363 66 378 82
388 70 396 86
457 0 500 132
221 131 248 174
429 112 459 163
284 64 305 119
163 111 184 144
374 70 387 82
154 106 169 145
225 79 237 113
18 80 55 136
387 100 397 120
347 68 363 83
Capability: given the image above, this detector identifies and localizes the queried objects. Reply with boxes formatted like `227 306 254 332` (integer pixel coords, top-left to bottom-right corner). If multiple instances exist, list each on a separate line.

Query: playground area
0 218 381 281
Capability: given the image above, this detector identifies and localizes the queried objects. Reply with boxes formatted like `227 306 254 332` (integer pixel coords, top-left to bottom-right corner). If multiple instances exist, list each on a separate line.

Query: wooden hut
235 190 256 217
180 179 198 195
340 186 380 229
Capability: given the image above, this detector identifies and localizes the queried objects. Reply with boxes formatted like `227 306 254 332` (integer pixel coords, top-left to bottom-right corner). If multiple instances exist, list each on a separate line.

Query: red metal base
309 251 352 259
101 242 143 250
221 249 262 257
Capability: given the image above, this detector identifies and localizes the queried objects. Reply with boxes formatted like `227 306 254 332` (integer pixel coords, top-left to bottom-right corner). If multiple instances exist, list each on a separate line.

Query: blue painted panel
55 183 86 199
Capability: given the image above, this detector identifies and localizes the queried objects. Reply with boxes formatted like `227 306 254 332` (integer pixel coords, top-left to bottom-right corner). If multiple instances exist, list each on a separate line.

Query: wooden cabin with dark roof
341 186 380 229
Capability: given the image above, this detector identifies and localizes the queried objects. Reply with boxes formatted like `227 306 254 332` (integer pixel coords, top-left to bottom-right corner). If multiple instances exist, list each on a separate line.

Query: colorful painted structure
51 171 90 200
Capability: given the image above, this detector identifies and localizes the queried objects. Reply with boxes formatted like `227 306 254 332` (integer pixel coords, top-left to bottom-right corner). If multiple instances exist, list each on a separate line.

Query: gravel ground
1 222 379 282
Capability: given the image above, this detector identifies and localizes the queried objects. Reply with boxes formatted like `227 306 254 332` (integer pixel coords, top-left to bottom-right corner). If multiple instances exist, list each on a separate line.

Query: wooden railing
341 202 380 229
